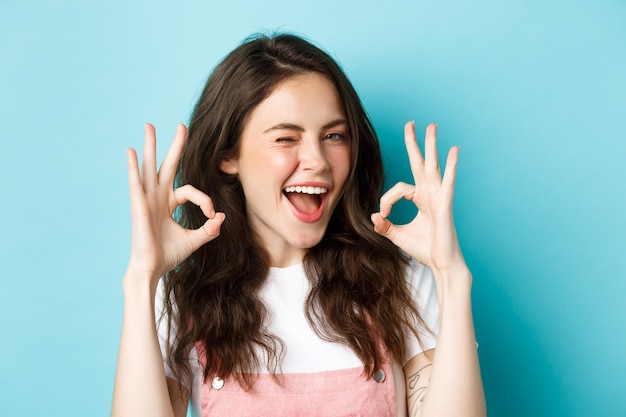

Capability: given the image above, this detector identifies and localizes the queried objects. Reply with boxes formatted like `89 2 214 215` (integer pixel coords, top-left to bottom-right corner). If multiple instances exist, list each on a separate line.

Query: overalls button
373 369 386 383
212 376 225 390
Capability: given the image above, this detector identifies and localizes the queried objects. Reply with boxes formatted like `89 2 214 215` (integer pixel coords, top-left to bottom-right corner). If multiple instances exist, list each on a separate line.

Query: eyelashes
323 132 347 142
275 132 348 143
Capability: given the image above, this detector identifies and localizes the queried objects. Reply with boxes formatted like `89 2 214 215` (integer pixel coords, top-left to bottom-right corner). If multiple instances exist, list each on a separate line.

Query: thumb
371 212 396 238
190 212 226 249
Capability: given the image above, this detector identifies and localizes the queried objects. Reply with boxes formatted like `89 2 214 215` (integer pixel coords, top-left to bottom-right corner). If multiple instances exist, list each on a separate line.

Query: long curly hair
163 33 429 389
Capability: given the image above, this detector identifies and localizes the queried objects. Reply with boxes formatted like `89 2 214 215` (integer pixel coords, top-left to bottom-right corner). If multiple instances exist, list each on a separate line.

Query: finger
179 212 227 256
404 121 425 182
192 212 226 245
172 184 216 219
441 146 459 202
127 148 147 213
378 182 415 218
371 212 404 245
371 212 392 235
158 124 187 187
127 147 141 190
142 124 158 191
424 123 440 177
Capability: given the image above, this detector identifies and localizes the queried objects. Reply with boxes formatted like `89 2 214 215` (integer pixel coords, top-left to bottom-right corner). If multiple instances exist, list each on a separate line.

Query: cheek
271 152 297 172
241 149 295 182
330 147 352 183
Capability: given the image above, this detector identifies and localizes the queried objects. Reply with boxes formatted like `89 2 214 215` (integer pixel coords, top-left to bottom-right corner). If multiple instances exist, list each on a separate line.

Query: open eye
323 132 347 142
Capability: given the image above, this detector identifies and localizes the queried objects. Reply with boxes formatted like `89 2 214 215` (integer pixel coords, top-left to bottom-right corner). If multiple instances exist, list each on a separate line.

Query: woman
112 33 486 417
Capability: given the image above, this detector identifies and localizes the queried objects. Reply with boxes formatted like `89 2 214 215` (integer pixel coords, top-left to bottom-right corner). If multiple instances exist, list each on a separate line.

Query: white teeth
284 186 328 194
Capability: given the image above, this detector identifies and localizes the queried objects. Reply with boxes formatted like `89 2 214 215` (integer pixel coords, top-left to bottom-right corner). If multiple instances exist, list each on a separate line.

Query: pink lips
283 182 330 223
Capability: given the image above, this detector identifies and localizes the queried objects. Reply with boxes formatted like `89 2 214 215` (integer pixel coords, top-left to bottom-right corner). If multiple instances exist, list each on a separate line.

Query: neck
268 248 306 268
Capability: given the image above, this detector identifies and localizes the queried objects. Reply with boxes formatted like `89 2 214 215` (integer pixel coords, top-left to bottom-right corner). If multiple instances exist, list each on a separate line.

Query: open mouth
283 185 328 215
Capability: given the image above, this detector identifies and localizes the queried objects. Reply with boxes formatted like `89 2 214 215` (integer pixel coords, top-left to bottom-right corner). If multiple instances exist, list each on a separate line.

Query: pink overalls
195 345 398 417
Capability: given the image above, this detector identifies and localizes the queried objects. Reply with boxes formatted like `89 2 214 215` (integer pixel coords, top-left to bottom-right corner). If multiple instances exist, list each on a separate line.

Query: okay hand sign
126 124 225 282
371 122 466 274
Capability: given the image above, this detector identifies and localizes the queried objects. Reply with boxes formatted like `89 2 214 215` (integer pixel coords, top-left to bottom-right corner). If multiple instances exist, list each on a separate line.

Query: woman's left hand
371 122 466 274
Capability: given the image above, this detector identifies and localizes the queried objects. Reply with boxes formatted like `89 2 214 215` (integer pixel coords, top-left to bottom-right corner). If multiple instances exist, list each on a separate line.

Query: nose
299 138 329 172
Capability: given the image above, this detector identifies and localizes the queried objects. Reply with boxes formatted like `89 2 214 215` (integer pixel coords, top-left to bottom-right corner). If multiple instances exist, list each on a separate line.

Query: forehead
244 73 346 130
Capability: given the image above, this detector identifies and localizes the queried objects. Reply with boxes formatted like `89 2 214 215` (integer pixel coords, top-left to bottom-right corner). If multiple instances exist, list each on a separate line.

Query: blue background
1 0 625 416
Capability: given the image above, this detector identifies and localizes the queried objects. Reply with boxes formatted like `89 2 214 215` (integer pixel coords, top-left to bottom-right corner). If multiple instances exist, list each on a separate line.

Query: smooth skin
111 120 485 417
372 122 486 417
220 73 352 267
112 124 223 417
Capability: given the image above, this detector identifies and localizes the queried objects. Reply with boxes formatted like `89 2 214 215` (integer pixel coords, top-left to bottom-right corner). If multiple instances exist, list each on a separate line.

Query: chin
291 233 326 250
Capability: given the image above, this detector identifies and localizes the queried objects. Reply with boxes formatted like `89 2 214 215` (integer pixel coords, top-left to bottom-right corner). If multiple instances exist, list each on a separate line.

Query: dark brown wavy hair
163 33 430 389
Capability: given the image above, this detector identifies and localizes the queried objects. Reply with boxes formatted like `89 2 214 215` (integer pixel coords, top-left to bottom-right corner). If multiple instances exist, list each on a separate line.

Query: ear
219 158 239 175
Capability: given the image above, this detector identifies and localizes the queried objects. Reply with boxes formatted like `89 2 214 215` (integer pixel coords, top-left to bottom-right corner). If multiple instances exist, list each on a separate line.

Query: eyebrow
263 118 348 134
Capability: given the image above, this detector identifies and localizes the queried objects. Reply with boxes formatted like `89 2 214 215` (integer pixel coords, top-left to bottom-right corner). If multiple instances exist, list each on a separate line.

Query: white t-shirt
155 259 439 414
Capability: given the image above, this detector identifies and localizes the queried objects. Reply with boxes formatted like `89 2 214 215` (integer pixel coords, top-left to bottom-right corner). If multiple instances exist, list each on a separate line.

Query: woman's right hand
125 123 225 285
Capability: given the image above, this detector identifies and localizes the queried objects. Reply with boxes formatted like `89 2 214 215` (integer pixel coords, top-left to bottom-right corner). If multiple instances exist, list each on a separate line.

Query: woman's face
220 72 351 267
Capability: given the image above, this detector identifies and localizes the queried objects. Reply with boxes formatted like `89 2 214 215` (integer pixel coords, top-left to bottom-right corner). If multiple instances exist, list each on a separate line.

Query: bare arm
403 268 485 416
112 275 186 417
373 122 486 417
111 124 225 417
403 349 434 416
